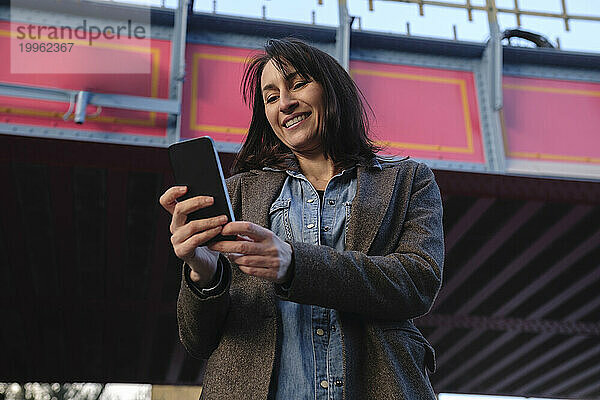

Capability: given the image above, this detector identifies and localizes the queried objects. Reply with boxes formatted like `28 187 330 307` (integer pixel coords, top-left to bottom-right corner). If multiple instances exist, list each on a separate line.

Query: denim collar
262 156 383 174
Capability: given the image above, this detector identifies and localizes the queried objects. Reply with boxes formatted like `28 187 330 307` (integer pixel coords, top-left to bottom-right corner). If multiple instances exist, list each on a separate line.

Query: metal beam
418 314 600 336
444 198 495 254
376 0 600 24
451 333 551 391
438 306 600 390
0 83 180 115
494 228 600 314
543 357 600 397
489 335 585 392
451 228 600 390
516 341 600 394
449 205 590 315
336 0 351 71
486 0 502 111
89 93 180 114
168 0 190 144
430 202 542 319
563 368 600 399
429 203 589 346
486 271 600 392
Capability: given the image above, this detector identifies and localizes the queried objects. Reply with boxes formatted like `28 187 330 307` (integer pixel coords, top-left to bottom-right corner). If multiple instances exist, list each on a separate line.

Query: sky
106 0 600 53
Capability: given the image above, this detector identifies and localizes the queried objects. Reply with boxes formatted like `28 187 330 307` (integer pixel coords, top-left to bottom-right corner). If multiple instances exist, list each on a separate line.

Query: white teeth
285 113 308 128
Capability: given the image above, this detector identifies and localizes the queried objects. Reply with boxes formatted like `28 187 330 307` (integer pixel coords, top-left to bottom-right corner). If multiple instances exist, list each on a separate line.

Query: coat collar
240 170 287 228
346 165 398 254
239 162 398 254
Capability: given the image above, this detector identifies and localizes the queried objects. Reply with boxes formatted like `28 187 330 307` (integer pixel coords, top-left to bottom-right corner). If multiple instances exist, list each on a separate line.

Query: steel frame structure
367 0 600 30
0 1 598 181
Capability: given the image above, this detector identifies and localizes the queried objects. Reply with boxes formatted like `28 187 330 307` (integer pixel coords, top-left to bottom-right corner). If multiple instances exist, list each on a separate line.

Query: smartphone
168 136 236 245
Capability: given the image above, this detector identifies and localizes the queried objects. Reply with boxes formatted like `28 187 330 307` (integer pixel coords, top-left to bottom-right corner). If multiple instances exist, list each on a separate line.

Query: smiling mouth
284 113 310 129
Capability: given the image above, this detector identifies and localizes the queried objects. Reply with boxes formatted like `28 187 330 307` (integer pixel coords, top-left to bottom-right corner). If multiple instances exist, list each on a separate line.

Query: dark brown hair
231 38 380 174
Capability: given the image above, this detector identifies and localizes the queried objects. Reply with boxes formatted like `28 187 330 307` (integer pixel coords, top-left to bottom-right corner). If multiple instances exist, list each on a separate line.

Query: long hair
231 38 380 174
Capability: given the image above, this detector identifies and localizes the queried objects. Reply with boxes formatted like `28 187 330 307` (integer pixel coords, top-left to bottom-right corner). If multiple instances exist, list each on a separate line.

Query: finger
208 238 264 255
221 222 272 241
171 196 215 231
172 215 229 242
159 186 187 214
227 254 278 268
236 234 254 242
173 226 223 259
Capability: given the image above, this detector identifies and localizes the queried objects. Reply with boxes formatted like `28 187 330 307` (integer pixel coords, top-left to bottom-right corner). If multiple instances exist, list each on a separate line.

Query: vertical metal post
336 0 350 71
486 0 502 111
168 0 190 144
482 0 506 172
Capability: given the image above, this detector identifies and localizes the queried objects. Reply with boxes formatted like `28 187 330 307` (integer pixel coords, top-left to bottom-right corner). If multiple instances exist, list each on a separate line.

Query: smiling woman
159 38 445 400
235 38 377 177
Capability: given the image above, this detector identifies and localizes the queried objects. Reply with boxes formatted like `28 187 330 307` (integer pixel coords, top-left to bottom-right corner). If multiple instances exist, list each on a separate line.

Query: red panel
503 76 600 164
0 21 171 137
181 43 253 142
181 44 485 164
351 60 485 163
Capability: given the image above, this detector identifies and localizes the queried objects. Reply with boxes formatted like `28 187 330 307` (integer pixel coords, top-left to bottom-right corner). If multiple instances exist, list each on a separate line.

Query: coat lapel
240 170 287 227
346 165 399 254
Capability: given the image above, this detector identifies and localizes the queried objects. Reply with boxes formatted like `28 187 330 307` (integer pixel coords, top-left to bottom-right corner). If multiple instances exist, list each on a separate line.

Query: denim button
307 223 315 229
320 380 329 389
335 380 343 387
307 198 314 203
328 199 335 205
322 226 330 232
316 328 325 336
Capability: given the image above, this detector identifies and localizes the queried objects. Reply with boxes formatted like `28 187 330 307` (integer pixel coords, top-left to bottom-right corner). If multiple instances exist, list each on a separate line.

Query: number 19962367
19 42 74 52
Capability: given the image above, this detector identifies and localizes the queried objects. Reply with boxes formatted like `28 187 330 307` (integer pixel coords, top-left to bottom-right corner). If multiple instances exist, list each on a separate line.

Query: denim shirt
265 163 365 400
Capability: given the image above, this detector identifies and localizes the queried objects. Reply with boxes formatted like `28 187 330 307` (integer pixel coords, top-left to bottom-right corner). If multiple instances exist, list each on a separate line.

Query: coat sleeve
279 162 444 321
176 173 244 359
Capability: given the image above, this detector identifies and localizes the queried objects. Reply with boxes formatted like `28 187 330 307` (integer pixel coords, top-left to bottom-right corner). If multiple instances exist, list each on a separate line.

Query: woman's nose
279 90 298 113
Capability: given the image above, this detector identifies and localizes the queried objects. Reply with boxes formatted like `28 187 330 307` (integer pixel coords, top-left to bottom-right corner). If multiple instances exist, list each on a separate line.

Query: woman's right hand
159 186 229 287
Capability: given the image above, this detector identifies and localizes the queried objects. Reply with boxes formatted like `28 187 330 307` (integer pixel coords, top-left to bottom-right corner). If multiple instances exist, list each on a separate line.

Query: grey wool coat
177 158 444 400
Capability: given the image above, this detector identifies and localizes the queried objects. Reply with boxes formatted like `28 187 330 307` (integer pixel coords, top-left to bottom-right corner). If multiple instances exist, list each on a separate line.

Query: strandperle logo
15 19 147 46
10 0 152 74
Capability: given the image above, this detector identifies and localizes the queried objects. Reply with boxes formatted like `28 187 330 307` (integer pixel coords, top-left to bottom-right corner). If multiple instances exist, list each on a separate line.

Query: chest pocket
269 198 293 242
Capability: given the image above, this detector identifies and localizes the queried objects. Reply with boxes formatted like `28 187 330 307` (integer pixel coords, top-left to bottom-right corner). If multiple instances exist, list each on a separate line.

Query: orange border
189 52 248 134
351 68 475 154
503 83 600 164
0 28 162 127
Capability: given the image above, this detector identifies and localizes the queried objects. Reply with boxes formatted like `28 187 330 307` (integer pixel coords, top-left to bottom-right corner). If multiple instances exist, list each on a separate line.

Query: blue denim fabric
266 165 360 400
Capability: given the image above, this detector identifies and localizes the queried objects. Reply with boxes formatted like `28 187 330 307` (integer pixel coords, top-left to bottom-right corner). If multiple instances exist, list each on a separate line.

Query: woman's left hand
208 221 293 284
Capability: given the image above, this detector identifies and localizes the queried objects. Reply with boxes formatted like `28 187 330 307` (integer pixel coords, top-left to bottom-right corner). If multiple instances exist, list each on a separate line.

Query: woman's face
260 59 325 155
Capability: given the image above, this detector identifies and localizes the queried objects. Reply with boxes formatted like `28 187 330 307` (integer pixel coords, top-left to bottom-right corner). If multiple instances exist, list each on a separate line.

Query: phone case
168 136 236 245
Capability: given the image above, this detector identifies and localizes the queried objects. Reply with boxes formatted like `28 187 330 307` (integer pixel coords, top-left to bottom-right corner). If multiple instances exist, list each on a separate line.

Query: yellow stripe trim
352 68 474 154
195 53 248 63
503 83 600 97
508 151 600 164
189 52 249 134
503 83 600 164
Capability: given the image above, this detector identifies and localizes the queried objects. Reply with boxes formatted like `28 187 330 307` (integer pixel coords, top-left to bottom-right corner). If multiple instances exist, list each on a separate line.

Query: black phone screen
168 136 236 245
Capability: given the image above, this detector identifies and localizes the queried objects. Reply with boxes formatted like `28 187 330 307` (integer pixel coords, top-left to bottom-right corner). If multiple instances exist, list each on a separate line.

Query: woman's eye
266 95 278 104
293 81 308 90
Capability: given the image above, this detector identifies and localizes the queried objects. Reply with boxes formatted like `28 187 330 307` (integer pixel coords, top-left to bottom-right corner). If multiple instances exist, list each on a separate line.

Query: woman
159 38 444 399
